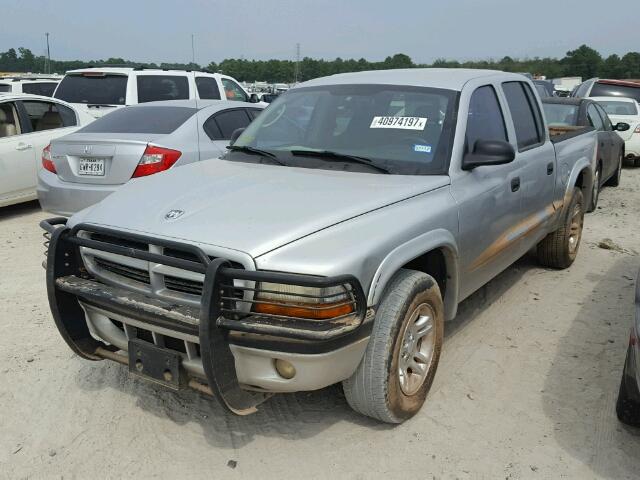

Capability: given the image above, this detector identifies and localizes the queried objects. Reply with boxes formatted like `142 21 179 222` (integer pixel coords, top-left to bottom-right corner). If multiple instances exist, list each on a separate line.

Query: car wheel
588 167 600 212
605 153 622 187
342 269 444 423
616 344 640 427
536 187 584 269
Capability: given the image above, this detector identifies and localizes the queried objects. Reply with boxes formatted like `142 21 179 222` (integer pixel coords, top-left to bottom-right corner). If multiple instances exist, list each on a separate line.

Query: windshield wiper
289 149 391 174
226 145 288 166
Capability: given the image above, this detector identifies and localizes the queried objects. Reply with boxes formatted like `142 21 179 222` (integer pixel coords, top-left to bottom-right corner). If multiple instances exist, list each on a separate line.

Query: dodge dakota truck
41 69 597 423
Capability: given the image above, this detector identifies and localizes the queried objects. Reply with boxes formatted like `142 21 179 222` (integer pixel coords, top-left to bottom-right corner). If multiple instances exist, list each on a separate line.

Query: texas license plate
78 157 105 176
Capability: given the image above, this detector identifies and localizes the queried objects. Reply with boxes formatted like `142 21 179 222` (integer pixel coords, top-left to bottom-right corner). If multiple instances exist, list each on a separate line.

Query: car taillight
42 144 56 174
132 145 182 178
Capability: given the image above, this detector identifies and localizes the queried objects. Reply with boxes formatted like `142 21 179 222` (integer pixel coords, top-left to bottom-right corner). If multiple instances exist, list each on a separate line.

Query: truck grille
80 232 244 306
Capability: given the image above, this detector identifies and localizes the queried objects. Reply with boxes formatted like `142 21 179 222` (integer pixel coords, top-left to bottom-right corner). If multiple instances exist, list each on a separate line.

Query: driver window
465 86 507 154
0 102 22 138
222 79 248 102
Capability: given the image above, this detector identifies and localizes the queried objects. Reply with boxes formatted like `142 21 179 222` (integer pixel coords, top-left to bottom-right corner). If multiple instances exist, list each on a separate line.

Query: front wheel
536 187 584 269
342 269 444 423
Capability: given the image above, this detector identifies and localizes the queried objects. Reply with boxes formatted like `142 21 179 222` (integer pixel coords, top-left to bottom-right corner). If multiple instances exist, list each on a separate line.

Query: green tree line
1 45 639 83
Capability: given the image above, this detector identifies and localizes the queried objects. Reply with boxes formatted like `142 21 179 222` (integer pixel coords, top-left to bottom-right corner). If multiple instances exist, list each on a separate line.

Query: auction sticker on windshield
370 116 427 130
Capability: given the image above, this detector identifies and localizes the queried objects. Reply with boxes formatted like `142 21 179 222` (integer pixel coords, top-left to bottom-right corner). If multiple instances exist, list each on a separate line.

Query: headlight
252 282 355 320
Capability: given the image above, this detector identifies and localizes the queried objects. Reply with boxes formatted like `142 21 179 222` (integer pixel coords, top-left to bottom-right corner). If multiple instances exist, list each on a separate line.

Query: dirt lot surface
1 168 640 479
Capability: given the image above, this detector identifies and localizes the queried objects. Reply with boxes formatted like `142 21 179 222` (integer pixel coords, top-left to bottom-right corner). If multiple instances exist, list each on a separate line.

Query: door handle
547 162 554 175
511 177 520 192
15 143 33 151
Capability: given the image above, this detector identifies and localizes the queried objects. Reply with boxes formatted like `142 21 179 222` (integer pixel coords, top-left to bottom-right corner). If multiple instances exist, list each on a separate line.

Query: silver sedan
37 99 263 216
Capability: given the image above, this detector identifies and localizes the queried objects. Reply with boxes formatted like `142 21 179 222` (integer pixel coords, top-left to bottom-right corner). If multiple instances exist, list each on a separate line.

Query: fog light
274 359 296 379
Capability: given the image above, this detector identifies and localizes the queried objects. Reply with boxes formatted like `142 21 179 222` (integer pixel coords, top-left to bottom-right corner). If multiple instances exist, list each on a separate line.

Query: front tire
536 187 584 269
616 344 640 427
343 269 444 423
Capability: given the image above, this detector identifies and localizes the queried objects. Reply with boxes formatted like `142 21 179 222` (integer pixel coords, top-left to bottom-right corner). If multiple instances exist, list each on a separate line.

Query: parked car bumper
624 136 640 159
37 169 119 216
41 218 372 414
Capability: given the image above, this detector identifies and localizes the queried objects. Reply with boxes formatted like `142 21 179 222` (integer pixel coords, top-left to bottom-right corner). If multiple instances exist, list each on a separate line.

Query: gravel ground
1 168 639 479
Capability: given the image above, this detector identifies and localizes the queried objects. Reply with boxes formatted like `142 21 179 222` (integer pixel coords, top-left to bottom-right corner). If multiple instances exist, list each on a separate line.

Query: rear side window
0 84 10 92
54 74 127 105
79 106 196 134
21 100 77 131
204 109 251 140
587 104 604 130
591 82 640 103
22 82 58 96
465 85 507 153
196 77 221 100
137 75 189 103
246 108 262 120
502 81 544 150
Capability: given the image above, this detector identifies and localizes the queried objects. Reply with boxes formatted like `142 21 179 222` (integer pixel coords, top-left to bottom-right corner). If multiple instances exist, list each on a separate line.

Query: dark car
542 98 629 210
617 269 640 427
533 80 555 98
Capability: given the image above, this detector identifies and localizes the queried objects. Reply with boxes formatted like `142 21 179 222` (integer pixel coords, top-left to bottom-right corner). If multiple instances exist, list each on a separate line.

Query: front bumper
624 136 640 159
41 218 370 414
37 169 119 216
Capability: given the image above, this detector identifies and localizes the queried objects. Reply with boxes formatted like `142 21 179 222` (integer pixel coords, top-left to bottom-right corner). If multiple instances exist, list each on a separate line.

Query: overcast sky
2 0 639 64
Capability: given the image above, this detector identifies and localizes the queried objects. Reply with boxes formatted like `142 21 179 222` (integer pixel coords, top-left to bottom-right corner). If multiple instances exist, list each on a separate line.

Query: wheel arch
367 229 459 321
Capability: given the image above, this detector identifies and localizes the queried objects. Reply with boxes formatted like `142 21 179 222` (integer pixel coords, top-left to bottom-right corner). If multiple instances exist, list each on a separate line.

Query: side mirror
229 127 245 145
249 93 260 103
614 122 630 132
462 140 516 171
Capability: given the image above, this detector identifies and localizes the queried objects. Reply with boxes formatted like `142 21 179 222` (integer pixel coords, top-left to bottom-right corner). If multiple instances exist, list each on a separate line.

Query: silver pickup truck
41 69 597 423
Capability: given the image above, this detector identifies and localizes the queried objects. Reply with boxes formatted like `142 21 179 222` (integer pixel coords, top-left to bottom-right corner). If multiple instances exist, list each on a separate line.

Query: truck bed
549 125 594 143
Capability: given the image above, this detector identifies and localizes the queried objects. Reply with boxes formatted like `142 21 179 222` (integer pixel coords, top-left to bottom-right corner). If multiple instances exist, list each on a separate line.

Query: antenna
45 32 51 74
294 43 300 83
191 34 195 65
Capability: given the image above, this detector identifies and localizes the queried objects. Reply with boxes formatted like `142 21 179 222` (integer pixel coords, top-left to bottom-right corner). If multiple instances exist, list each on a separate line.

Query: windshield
595 100 638 116
54 74 127 105
231 84 458 175
542 103 579 126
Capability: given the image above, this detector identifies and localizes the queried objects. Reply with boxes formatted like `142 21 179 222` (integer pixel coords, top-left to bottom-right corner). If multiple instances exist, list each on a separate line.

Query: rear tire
605 153 622 187
343 269 444 423
536 187 584 269
616 344 640 427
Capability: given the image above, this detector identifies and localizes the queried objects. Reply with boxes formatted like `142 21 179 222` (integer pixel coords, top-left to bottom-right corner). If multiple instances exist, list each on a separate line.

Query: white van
53 68 262 118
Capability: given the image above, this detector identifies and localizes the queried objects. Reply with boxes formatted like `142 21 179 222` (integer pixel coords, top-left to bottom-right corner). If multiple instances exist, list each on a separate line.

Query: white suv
53 68 262 118
0 76 62 97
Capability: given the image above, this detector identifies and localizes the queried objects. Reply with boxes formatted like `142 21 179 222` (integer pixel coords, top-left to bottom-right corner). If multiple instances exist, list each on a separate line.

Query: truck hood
70 160 449 258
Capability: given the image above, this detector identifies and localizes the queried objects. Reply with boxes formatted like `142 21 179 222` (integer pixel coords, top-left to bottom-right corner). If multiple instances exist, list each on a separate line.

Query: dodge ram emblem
164 209 185 220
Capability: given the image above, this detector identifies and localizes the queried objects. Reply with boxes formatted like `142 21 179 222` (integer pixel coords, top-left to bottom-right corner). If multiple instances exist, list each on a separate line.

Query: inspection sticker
370 116 427 130
413 144 432 153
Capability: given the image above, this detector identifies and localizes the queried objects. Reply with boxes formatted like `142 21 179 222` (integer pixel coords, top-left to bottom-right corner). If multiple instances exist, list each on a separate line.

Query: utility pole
191 34 195 66
294 43 300 84
45 32 51 74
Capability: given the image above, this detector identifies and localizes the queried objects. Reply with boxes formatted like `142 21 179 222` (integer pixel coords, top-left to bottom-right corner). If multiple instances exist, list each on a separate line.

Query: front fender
368 229 460 321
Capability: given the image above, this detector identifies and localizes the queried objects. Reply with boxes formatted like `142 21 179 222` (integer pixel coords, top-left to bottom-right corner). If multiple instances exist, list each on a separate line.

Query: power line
191 34 195 65
294 43 300 83
45 32 50 74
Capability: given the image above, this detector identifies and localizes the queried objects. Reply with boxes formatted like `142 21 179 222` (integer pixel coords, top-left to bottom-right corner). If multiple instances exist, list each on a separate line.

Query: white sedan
592 96 640 166
0 94 93 207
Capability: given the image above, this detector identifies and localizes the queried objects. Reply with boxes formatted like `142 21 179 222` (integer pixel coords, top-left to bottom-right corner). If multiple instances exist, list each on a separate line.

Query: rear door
201 108 254 157
0 100 34 203
586 103 611 181
594 103 622 179
501 81 556 237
